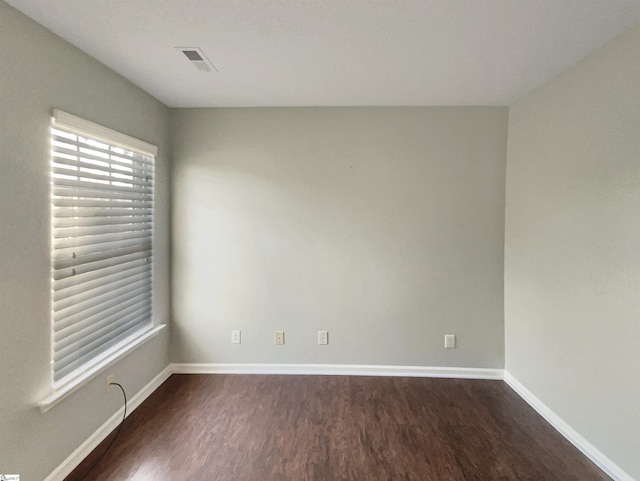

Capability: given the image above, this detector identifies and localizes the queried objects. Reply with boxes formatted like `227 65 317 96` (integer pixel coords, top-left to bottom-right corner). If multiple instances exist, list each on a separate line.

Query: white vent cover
175 47 217 72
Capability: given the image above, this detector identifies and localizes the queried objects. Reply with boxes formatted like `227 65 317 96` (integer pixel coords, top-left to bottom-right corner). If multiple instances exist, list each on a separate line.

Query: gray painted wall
505 23 640 480
171 107 507 368
0 3 171 480
7 0 637 477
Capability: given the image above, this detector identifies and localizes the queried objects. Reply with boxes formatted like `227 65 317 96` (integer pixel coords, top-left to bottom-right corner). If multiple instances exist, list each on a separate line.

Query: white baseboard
503 371 633 481
170 362 504 379
43 365 172 481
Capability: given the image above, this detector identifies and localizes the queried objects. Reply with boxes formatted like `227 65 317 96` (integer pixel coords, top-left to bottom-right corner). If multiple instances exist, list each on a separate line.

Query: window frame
39 110 163 411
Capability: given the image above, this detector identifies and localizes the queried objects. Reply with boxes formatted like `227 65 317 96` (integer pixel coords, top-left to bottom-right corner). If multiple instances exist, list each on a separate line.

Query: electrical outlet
318 330 328 345
444 334 456 349
274 330 285 345
231 330 241 344
105 374 115 391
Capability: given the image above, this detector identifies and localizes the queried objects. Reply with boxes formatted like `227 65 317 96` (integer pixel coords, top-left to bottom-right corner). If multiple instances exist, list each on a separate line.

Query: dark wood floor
65 374 610 481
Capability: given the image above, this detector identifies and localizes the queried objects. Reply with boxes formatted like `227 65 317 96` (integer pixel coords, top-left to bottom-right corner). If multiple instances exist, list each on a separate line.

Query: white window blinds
50 110 157 385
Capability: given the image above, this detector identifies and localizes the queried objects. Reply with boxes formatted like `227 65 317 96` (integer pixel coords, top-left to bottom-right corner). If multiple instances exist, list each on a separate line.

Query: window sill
38 324 166 413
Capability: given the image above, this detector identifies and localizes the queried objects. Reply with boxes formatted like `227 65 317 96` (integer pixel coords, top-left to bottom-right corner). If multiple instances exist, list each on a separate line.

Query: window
50 110 157 387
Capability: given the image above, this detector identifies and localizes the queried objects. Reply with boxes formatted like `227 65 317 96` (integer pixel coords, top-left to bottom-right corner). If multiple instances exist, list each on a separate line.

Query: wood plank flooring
65 374 611 481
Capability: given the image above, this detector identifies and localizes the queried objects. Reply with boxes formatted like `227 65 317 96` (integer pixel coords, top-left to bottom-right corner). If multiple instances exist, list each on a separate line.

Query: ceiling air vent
175 47 217 72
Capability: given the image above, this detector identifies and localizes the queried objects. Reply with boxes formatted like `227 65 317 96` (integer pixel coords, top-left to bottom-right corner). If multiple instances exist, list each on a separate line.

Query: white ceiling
7 0 640 107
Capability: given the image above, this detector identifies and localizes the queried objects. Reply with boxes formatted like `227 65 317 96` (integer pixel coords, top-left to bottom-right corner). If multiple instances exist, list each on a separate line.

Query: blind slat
53 206 153 218
54 222 151 240
53 248 151 280
52 141 154 169
54 286 151 335
54 280 151 324
53 214 152 229
54 268 151 310
54 228 151 250
53 316 152 381
53 260 150 298
52 156 153 181
53 177 152 195
55 135 155 165
53 186 152 201
53 243 151 270
53 198 153 208
52 165 153 189
53 235 153 261
55 308 152 362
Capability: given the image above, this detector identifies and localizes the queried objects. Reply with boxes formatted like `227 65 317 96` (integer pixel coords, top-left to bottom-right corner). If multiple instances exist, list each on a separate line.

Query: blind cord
80 382 128 481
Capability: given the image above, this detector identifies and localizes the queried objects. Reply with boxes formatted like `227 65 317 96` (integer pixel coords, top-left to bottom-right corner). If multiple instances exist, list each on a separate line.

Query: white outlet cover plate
231 330 241 344
274 330 285 345
318 330 328 345
445 334 456 349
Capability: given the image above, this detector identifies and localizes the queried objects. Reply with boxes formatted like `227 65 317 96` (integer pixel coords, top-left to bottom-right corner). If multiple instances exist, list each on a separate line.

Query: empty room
1 1 639 480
